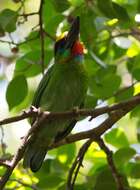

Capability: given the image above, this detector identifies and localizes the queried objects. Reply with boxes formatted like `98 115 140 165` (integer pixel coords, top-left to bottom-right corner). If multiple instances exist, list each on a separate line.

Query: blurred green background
0 0 140 189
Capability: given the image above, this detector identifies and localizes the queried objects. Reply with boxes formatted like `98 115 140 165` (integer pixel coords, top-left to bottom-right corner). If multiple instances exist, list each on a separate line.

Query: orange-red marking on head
71 41 84 56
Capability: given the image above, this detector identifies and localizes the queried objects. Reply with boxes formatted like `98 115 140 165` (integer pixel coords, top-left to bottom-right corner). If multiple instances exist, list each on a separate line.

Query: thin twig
0 126 6 155
0 106 39 126
43 30 56 41
114 81 138 97
39 0 45 74
0 161 10 168
67 139 93 190
19 12 39 17
97 137 127 190
0 35 39 46
96 28 140 45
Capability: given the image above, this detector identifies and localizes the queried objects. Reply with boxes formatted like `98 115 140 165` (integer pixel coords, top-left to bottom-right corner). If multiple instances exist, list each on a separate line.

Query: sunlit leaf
56 143 76 164
104 128 129 148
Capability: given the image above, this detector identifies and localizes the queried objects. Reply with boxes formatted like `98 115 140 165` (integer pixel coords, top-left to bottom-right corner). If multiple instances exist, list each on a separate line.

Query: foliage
0 0 140 189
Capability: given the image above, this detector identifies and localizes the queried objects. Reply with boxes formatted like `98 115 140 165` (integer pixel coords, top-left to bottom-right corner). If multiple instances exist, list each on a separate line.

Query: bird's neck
73 54 84 63
56 49 84 64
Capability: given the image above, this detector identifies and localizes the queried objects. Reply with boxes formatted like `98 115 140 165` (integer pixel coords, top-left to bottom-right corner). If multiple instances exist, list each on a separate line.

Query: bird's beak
65 16 80 49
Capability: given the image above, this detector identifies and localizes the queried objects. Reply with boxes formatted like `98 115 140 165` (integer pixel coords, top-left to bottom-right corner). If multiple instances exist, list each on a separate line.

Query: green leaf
56 143 76 164
138 0 140 12
115 86 134 102
93 167 117 190
104 128 129 148
132 67 140 80
112 2 130 22
84 95 97 108
97 0 130 22
14 50 52 77
129 163 140 179
35 159 52 178
84 59 100 76
94 166 129 190
23 31 40 51
52 0 70 12
0 24 5 37
58 183 88 190
69 0 84 6
80 10 97 46
130 105 140 118
136 119 140 142
37 173 64 188
51 159 67 174
90 73 121 99
0 166 6 176
43 0 57 26
34 159 64 188
0 9 18 32
71 184 88 190
44 14 64 34
127 55 140 81
97 0 116 19
114 147 136 168
6 75 28 110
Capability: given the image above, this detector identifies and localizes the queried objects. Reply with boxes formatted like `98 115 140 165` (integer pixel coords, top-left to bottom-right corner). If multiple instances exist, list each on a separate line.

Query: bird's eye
54 38 66 55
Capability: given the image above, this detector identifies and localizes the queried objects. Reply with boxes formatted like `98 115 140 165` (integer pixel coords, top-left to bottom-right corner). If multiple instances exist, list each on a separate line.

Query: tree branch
19 12 39 17
50 96 138 149
0 106 38 126
0 94 140 126
0 94 140 189
66 139 93 190
0 35 39 46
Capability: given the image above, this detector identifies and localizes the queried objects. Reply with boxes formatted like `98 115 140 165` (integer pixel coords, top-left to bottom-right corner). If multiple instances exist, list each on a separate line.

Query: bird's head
54 16 85 63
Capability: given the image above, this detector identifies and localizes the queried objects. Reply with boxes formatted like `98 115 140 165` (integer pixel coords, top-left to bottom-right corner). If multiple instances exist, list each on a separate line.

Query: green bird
23 16 88 172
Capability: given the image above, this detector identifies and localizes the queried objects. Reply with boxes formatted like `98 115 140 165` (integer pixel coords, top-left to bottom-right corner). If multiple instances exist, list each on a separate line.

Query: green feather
23 53 88 172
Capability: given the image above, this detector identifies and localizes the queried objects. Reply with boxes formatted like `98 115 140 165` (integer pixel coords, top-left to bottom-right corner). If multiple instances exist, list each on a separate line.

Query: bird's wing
54 103 84 142
54 120 77 142
32 65 54 108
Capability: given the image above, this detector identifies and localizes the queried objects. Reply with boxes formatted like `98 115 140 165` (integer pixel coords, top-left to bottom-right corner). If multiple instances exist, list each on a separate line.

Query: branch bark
66 139 93 190
0 94 140 189
1 93 140 126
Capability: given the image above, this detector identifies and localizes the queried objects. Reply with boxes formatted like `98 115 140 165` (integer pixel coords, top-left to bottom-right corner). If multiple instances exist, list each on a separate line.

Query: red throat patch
71 41 84 56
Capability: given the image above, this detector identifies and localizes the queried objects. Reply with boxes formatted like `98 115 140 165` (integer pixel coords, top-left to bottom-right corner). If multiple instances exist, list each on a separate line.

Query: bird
23 16 88 172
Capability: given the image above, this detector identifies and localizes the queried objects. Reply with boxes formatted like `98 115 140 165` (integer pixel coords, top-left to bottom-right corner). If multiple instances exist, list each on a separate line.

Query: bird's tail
23 143 47 172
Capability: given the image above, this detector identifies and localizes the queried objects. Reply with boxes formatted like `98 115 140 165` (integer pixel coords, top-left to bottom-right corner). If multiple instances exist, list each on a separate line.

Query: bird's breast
40 63 88 112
